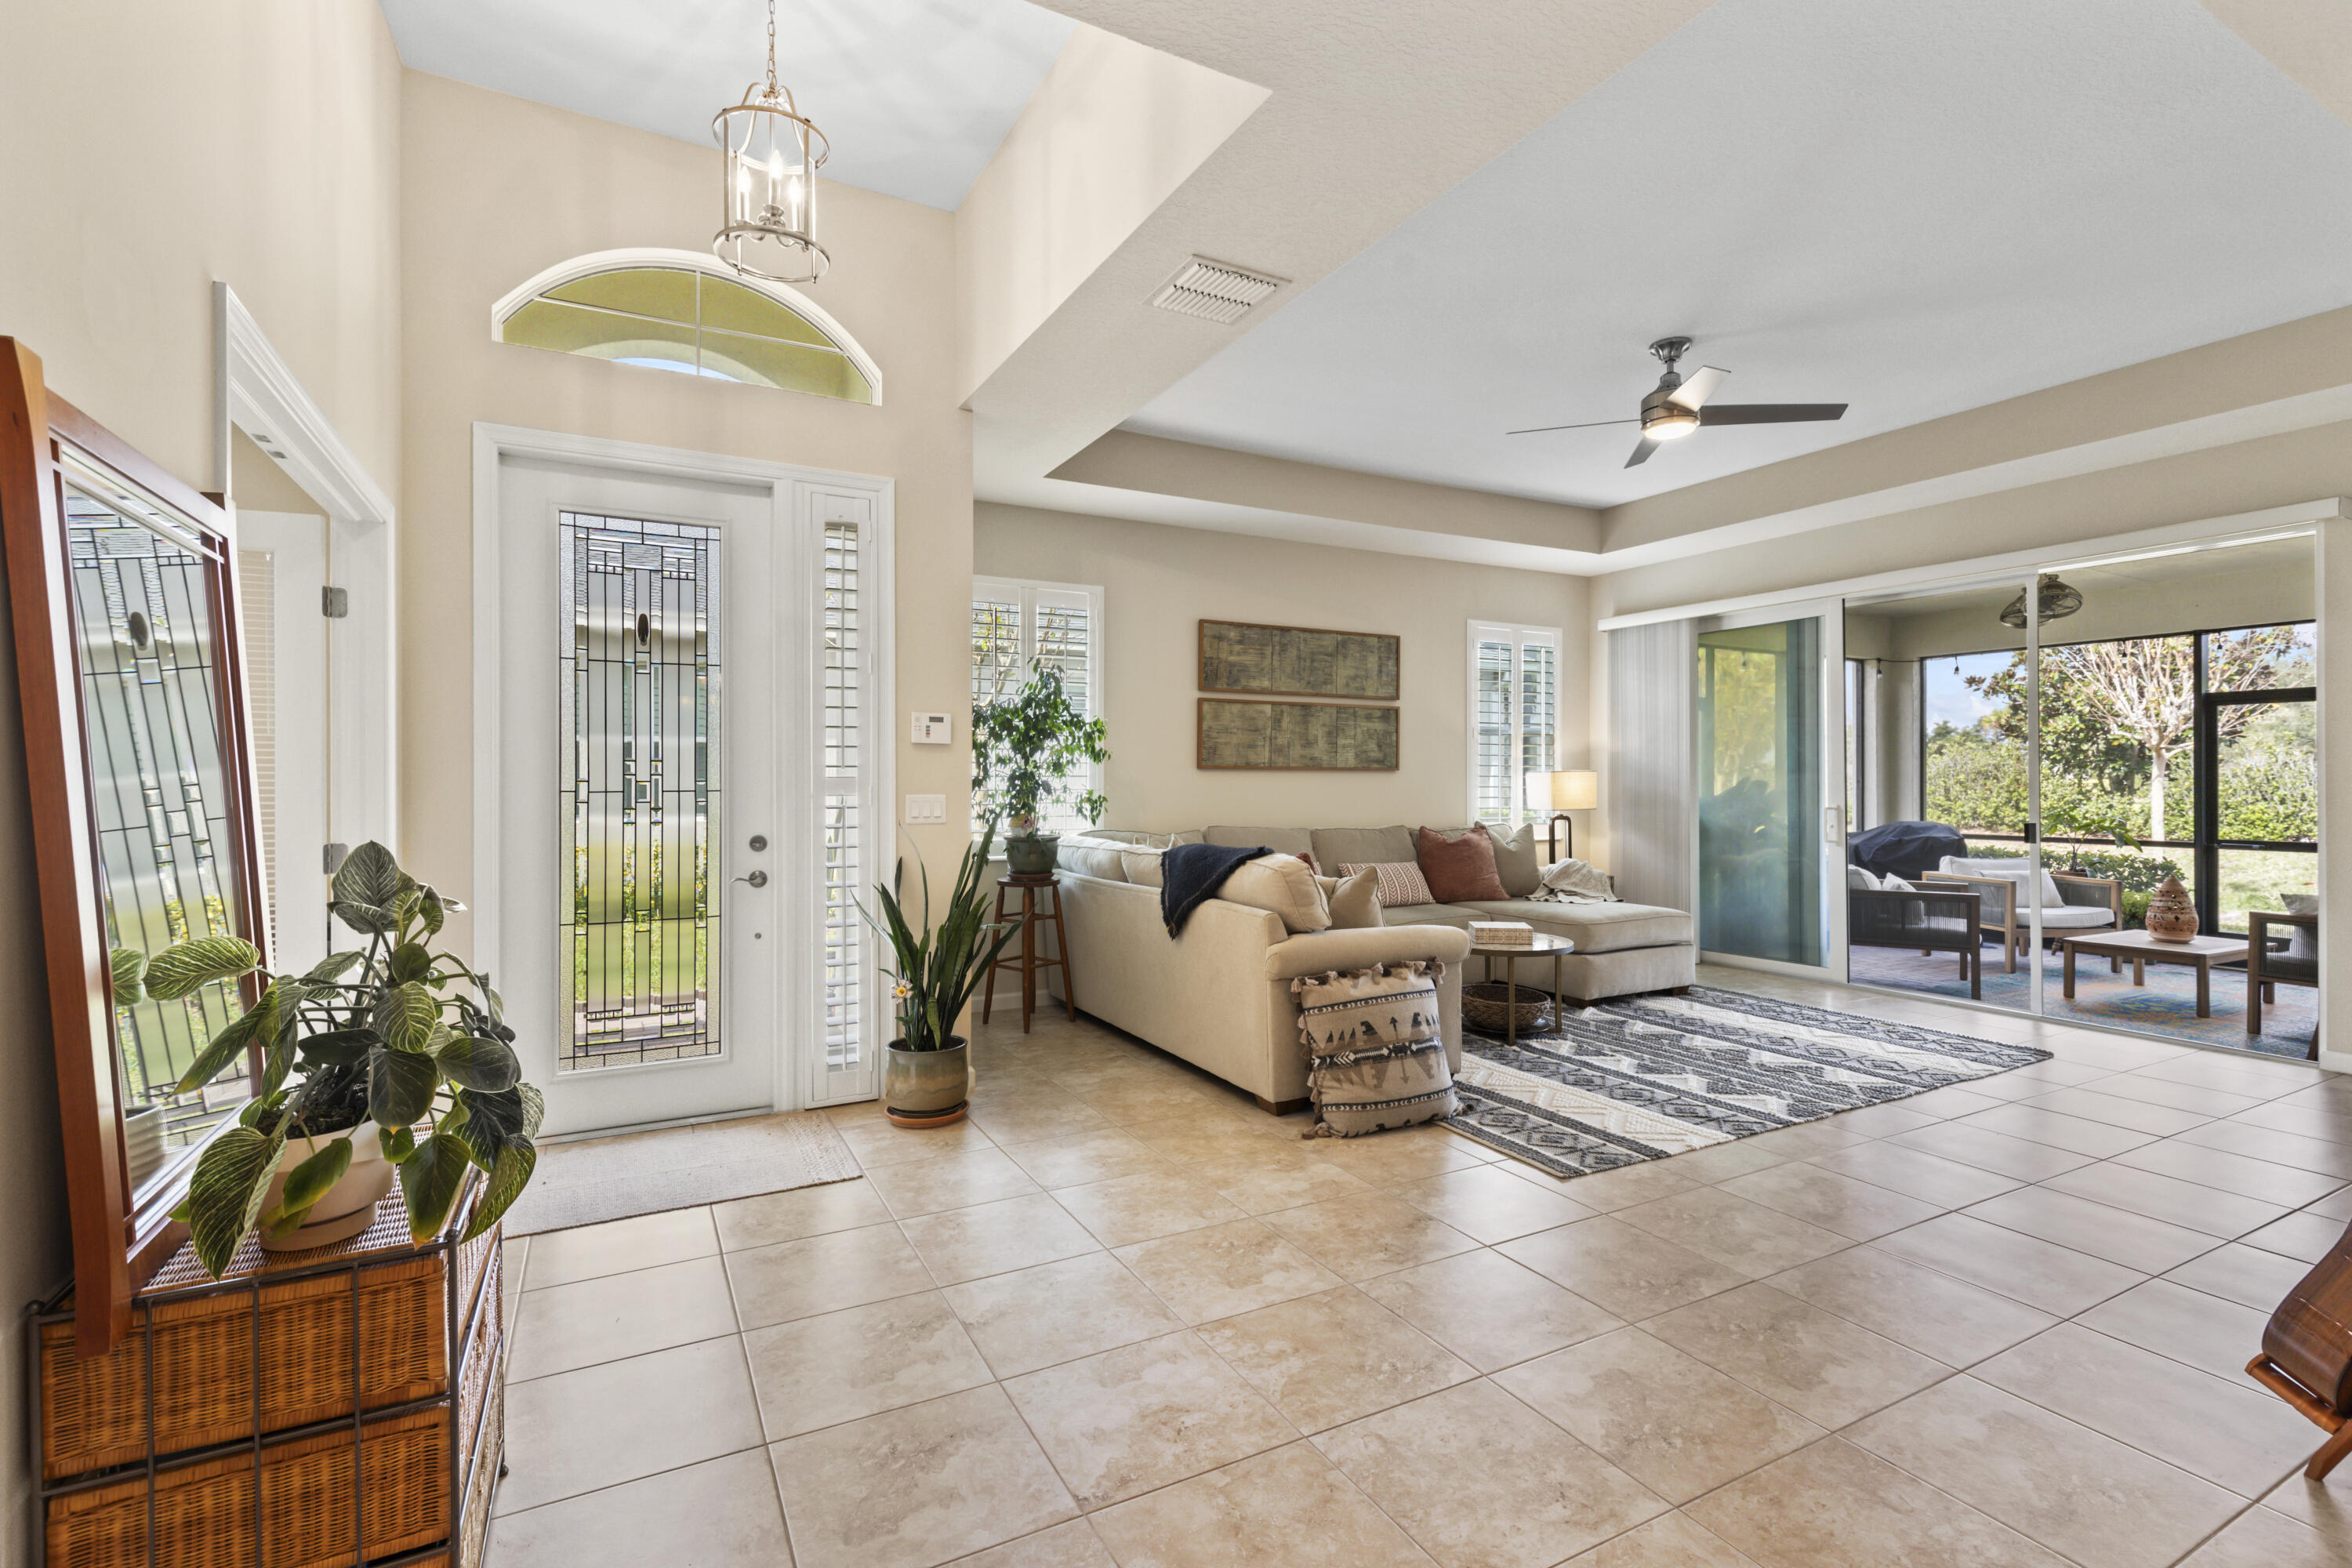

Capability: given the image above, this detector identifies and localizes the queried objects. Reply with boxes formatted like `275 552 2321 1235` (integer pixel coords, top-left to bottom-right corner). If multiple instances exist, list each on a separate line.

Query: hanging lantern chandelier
713 0 830 284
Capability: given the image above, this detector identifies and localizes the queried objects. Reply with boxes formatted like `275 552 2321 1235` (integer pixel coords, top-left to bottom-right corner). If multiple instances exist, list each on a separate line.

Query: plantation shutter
1468 622 1562 827
816 497 877 1102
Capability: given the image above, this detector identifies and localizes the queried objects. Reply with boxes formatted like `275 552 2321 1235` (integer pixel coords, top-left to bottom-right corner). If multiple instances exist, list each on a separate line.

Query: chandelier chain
765 0 779 97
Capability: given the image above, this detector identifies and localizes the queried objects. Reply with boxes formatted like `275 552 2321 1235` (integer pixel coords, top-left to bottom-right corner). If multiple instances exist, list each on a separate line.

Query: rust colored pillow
1416 825 1508 902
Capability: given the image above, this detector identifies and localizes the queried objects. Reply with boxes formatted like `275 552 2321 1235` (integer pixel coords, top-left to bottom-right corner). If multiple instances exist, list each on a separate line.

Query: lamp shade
1526 769 1599 813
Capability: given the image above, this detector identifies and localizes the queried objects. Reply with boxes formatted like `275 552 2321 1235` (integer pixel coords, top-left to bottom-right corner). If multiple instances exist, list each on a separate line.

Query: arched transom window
493 249 881 405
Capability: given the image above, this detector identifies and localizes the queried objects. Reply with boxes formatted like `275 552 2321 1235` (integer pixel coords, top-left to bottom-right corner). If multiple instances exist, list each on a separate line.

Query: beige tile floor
485 966 2352 1568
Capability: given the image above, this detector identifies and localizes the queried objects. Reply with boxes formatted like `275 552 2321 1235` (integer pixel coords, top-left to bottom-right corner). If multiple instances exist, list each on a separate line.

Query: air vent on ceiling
1148 257 1285 325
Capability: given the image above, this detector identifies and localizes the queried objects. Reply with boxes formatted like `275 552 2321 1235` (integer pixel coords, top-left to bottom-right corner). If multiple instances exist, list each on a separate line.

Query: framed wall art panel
1197 698 1400 771
1198 619 1399 702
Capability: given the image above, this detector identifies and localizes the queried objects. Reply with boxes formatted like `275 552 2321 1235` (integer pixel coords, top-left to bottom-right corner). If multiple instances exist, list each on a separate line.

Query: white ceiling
1121 0 2352 509
379 0 1076 211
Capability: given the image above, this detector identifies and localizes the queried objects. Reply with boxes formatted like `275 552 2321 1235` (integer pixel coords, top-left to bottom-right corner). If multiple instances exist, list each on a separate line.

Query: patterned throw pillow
1290 961 1456 1136
1338 860 1436 909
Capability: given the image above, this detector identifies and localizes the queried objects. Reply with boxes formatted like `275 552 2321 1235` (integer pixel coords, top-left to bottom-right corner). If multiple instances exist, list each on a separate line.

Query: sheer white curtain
1606 619 1697 912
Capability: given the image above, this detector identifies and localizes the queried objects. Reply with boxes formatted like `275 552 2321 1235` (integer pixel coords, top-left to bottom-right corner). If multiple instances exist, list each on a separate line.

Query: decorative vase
258 1119 397 1250
1005 833 1059 877
2143 874 2198 943
885 1037 972 1127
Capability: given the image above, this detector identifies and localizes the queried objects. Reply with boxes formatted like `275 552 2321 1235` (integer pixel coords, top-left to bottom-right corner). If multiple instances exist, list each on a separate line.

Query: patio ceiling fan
1507 337 1849 467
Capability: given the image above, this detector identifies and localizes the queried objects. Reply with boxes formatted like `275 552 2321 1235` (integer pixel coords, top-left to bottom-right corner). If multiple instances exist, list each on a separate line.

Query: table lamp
1526 770 1599 862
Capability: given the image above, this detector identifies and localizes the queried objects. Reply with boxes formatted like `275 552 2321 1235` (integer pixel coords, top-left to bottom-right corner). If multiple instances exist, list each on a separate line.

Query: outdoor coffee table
2060 929 2249 1018
1470 933 1576 1044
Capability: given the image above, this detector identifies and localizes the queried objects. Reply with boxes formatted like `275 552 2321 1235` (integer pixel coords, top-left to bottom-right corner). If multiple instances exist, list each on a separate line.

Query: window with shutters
823 518 866 1077
1468 622 1562 829
971 576 1105 835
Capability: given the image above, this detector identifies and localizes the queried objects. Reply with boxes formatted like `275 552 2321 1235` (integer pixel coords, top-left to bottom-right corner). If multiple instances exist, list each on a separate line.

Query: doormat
1446 985 2050 1181
503 1109 862 1236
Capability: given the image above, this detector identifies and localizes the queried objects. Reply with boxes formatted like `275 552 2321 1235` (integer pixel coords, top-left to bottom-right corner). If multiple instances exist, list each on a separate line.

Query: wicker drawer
40 1203 499 1483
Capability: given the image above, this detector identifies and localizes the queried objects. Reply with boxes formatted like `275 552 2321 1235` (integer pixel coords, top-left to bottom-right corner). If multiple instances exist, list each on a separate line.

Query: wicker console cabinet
33 1190 506 1568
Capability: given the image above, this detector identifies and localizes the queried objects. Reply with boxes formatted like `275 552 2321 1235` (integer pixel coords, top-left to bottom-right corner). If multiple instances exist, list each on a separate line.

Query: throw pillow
1417 825 1508 902
1291 961 1456 1136
1846 865 1880 891
1214 854 1333 933
1482 823 1542 897
1339 860 1436 909
1120 848 1166 887
1316 870 1383 929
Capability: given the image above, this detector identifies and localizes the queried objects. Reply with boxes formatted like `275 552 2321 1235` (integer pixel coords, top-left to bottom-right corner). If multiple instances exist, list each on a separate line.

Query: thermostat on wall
911 712 952 745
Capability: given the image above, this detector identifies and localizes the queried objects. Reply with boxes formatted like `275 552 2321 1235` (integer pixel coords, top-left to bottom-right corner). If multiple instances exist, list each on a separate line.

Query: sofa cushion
1310 825 1415 870
1056 838 1131 881
1455 899 1693 953
1206 824 1316 859
1122 848 1166 887
1417 826 1509 902
1217 854 1332 933
1316 870 1382 929
1484 823 1542 897
1341 860 1436 910
1377 902 1475 930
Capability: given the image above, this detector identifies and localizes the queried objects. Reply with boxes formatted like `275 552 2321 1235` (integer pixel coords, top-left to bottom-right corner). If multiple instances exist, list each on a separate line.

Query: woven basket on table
1461 979 1554 1036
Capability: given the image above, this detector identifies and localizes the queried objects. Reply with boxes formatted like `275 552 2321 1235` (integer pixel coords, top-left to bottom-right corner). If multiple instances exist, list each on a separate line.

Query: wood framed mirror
2 340 270 1354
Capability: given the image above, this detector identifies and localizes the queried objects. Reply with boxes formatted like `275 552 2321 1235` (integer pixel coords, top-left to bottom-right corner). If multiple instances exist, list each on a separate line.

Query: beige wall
956 27 1266 402
397 71 975 947
975 503 1589 833
0 6 402 1560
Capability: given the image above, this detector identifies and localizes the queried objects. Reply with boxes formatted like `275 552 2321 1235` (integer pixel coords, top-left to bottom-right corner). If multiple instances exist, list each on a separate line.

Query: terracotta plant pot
885 1037 972 1127
2143 873 2199 943
258 1120 397 1251
1005 833 1059 877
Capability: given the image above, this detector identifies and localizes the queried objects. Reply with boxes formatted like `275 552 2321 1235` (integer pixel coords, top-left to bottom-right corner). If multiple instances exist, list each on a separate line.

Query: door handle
733 870 768 889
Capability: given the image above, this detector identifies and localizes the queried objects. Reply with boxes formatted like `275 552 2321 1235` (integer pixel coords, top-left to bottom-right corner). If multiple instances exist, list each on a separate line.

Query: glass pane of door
1696 619 1823 965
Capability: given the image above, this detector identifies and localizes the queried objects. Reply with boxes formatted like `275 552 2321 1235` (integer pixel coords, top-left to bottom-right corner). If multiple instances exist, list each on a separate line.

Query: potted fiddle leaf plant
858 818 1029 1127
122 842 539 1276
971 665 1108 876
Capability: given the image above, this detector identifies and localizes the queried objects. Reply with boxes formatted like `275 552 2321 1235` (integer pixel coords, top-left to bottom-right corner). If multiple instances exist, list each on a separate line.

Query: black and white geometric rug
1446 985 2051 1180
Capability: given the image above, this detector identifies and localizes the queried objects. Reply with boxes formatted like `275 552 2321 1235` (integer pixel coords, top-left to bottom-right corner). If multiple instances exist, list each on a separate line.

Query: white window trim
974 575 1106 833
488 246 886 405
1467 620 1563 829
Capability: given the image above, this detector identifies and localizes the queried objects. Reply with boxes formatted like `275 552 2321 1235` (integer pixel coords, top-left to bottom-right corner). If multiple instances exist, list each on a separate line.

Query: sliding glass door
1695 612 1831 969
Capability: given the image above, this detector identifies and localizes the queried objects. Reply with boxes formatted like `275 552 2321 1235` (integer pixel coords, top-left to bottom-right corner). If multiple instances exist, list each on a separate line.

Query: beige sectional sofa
1043 822 1695 1112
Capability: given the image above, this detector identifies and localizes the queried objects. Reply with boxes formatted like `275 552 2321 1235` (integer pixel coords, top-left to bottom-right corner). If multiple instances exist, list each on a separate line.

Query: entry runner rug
1447 985 2051 1180
503 1109 862 1236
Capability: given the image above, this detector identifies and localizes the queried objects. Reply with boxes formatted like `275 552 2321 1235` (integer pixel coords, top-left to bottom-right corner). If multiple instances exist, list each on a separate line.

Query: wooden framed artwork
1198 698 1400 771
1199 619 1400 702
2 340 270 1353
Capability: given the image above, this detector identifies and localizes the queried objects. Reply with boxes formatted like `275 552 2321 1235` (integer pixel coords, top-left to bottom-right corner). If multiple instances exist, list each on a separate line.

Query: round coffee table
1468 933 1576 1043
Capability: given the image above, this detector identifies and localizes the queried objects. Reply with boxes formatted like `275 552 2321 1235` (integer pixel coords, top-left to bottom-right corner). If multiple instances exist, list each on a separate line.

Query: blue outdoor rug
1447 985 2050 1180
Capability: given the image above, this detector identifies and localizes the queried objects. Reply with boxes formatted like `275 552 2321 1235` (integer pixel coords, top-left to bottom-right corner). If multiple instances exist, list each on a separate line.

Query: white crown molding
488 246 885 406
213 283 394 526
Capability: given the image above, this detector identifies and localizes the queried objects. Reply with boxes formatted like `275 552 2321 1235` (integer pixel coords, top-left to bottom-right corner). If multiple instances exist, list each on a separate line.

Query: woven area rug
504 1110 862 1236
1447 985 2050 1180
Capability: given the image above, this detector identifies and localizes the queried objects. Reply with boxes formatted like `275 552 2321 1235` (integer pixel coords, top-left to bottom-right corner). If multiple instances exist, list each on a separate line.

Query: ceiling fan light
1642 405 1699 440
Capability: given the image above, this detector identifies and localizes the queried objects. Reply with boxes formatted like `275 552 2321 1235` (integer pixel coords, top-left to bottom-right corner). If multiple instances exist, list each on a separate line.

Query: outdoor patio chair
1922 860 2122 973
2248 908 2319 1056
1850 883 1983 1000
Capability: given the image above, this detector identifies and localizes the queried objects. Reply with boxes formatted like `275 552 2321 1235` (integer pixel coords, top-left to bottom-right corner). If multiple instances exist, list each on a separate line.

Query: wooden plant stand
985 874 1076 1034
32 1186 506 1567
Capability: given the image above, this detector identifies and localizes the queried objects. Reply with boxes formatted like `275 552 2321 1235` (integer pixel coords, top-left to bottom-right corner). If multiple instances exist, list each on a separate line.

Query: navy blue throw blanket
1161 843 1269 935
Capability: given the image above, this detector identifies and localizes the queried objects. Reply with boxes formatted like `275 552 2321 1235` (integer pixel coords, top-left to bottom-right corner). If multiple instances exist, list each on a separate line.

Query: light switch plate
911 712 952 745
904 793 947 824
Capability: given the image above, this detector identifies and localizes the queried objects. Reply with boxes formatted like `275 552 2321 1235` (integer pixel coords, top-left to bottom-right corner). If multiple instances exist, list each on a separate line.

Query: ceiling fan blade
1697 403 1848 426
1665 365 1729 412
1624 436 1661 468
1505 418 1639 436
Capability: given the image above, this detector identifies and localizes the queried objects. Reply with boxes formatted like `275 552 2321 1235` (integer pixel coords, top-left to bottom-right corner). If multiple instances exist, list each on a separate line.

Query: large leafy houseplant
122 843 539 1276
971 666 1109 839
859 819 1029 1053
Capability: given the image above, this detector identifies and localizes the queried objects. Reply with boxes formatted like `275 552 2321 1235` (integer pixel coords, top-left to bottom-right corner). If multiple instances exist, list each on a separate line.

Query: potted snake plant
119 842 539 1276
859 818 1029 1127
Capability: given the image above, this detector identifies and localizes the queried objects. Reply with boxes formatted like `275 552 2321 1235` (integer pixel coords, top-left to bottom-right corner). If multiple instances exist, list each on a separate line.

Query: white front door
492 458 786 1136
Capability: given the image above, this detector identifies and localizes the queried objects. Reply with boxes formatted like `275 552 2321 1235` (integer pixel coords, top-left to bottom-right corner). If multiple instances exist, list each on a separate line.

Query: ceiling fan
1508 337 1849 468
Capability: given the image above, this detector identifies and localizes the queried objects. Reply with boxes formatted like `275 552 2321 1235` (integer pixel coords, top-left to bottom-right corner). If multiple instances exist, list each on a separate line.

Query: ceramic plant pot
885 1037 972 1127
2143 873 2199 943
258 1120 397 1251
1005 833 1059 877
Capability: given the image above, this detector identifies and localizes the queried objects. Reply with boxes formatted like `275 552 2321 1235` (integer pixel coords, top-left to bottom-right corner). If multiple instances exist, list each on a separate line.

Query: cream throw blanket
1528 858 1618 905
